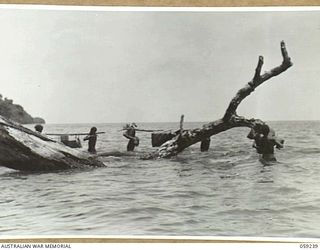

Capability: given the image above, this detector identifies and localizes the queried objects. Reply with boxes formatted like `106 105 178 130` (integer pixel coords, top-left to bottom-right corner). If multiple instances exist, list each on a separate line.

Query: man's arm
268 128 284 149
123 130 134 140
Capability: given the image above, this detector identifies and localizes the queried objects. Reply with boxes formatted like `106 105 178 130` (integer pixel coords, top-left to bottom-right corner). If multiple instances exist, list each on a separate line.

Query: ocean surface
0 121 320 238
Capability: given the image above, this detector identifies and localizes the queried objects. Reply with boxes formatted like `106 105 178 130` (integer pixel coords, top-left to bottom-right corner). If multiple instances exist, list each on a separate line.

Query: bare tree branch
145 41 293 159
223 41 292 121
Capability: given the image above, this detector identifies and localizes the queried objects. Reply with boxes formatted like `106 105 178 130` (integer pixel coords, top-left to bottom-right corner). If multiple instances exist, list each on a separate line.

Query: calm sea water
0 121 320 237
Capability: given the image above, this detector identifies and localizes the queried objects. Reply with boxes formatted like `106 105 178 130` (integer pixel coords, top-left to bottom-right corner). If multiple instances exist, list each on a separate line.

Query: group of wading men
34 122 283 163
34 123 139 154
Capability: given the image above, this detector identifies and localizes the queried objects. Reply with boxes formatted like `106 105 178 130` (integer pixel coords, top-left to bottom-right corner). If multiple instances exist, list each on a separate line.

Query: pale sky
0 7 320 124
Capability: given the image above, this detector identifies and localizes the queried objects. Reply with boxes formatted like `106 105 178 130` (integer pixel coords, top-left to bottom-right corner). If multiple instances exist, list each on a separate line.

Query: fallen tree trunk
146 41 292 159
0 115 105 172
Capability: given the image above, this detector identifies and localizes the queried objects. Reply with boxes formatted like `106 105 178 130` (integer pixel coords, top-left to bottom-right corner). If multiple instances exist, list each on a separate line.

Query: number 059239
300 244 318 248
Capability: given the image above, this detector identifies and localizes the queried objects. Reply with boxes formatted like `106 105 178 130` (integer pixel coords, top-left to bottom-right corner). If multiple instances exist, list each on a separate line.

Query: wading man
247 124 284 163
123 123 139 151
84 127 98 154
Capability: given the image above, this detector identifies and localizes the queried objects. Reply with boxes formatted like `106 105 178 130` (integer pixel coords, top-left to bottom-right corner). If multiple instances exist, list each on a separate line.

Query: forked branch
223 41 292 121
145 41 293 159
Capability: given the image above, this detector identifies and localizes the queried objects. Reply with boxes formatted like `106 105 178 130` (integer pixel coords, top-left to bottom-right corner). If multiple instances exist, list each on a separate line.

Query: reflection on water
0 121 320 237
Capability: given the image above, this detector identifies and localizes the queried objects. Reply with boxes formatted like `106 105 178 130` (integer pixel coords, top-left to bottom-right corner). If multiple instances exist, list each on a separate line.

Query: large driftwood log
146 41 293 159
0 115 105 171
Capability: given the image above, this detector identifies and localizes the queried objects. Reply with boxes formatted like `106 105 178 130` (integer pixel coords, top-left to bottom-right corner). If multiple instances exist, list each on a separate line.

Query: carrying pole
46 132 106 136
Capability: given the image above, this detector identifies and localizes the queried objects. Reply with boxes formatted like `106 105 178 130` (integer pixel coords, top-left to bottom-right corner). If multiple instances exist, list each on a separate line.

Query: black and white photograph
0 5 319 239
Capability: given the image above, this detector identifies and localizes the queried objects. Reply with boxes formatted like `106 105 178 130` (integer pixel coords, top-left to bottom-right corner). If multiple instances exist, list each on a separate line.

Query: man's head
34 124 43 133
253 123 270 137
260 124 270 137
90 127 97 134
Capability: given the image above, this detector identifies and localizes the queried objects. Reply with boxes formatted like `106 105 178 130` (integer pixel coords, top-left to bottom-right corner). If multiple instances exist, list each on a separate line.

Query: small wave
60 212 85 219
107 163 132 169
216 207 291 217
295 148 320 155
120 206 173 215
0 228 20 233
173 190 213 198
257 179 274 183
187 205 210 210
0 199 14 204
289 204 320 212
145 227 174 234
208 159 235 169
276 186 301 194
224 150 250 157
132 216 154 221
219 173 239 179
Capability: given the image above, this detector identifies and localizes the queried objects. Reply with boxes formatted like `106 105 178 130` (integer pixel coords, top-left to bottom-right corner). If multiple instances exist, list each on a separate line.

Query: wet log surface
0 116 105 172
145 41 293 159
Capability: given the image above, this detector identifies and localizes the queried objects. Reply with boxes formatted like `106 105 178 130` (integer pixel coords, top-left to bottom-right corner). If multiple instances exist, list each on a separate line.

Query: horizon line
33 119 320 125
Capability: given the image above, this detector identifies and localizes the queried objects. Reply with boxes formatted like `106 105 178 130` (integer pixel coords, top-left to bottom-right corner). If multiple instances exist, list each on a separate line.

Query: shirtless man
123 123 139 151
84 127 97 154
247 124 284 162
200 137 211 152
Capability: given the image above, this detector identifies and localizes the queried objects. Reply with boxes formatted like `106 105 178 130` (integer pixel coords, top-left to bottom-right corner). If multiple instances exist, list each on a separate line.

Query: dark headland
0 94 45 124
